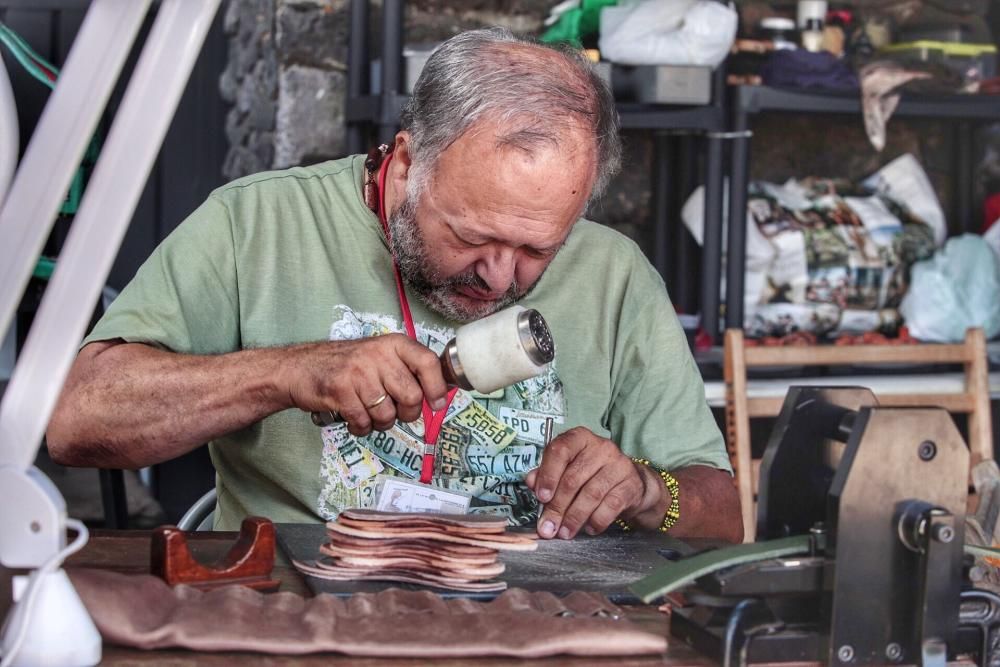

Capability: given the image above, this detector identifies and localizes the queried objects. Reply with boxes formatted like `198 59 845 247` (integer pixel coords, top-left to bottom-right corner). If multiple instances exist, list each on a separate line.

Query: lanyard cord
376 154 458 483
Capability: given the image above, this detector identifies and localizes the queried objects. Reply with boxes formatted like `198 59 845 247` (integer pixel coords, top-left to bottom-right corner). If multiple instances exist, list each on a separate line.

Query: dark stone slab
276 522 701 604
276 0 350 68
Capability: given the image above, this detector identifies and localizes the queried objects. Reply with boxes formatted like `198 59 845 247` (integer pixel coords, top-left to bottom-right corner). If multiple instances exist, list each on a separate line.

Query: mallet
310 305 555 426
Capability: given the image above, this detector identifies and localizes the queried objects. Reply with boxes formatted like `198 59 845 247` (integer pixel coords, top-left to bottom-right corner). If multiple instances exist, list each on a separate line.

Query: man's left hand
524 427 652 540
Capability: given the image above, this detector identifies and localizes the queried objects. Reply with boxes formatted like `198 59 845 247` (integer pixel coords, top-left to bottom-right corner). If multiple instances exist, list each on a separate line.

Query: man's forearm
47 342 292 469
630 464 744 543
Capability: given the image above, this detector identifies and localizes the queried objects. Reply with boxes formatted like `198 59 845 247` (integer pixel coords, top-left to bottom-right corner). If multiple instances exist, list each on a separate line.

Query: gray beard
386 194 528 323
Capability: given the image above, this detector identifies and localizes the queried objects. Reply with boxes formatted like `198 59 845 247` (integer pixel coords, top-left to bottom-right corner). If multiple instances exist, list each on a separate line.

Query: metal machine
634 386 1000 667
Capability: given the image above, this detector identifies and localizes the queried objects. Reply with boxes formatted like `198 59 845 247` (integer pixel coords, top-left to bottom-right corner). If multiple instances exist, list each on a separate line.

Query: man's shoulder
564 218 648 265
545 218 667 306
209 156 361 202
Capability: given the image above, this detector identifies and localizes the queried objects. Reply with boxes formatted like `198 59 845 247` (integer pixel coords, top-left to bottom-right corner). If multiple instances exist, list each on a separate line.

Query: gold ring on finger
365 393 388 409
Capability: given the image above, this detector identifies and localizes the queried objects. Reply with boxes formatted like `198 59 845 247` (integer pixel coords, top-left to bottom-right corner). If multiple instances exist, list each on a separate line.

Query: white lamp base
2 568 101 667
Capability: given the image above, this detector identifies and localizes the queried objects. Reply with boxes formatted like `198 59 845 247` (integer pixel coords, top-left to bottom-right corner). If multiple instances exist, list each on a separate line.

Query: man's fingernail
538 488 552 502
540 520 556 537
558 526 571 540
431 398 446 411
584 526 596 536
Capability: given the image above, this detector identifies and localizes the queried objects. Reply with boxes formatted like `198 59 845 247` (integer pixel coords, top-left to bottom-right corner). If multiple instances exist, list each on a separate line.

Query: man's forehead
417 125 594 240
461 116 594 157
431 119 595 195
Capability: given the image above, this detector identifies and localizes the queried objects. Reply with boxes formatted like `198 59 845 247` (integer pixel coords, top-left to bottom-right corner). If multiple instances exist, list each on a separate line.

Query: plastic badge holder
373 475 472 515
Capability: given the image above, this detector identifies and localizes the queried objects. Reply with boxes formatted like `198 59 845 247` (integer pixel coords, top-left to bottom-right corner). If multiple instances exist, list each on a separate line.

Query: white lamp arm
0 52 17 208
0 3 221 665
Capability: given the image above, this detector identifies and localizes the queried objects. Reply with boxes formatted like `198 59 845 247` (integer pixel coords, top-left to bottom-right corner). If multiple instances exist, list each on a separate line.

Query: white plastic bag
863 153 947 247
899 234 1000 342
598 0 737 67
680 184 777 315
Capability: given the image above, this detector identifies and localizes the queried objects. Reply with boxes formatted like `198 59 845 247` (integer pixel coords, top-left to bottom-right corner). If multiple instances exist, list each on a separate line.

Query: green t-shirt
85 155 730 530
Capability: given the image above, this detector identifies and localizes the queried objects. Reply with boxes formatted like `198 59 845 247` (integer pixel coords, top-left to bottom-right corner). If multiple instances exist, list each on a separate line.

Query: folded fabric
760 50 859 92
860 60 932 151
68 569 668 658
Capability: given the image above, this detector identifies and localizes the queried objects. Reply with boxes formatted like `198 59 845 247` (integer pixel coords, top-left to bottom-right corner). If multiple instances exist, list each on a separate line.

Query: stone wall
219 0 970 245
219 0 278 179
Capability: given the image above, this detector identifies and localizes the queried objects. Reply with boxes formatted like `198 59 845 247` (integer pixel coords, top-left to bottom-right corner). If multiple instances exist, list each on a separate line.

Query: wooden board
276 523 701 604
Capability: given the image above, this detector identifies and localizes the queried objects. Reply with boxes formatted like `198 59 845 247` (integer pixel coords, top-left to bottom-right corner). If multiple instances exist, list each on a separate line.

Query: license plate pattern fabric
318 306 565 526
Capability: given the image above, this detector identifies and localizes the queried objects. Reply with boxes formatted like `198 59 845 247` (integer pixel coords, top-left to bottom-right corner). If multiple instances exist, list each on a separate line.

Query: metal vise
662 386 997 667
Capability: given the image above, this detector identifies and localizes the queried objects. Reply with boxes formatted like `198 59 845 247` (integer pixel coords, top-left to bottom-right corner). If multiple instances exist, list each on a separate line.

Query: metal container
612 64 712 105
881 40 997 82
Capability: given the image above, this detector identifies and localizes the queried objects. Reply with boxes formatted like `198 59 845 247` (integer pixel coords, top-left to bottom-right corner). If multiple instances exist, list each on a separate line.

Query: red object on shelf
694 327 714 352
744 327 916 347
984 192 1000 234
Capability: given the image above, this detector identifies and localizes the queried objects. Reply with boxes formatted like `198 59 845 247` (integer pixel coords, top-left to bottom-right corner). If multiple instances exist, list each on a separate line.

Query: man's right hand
47 335 450 469
283 334 450 437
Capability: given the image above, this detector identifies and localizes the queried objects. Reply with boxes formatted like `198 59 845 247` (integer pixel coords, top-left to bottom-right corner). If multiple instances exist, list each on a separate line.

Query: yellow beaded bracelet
614 457 681 533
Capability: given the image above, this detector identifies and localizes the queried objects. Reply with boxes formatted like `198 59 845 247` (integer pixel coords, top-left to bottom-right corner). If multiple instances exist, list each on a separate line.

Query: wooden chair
724 327 994 540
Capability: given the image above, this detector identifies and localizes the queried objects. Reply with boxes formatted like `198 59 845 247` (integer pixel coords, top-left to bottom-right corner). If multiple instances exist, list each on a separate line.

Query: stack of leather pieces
294 509 537 593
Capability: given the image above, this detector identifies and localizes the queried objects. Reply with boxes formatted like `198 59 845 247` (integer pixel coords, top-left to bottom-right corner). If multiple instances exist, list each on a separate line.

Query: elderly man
48 28 741 542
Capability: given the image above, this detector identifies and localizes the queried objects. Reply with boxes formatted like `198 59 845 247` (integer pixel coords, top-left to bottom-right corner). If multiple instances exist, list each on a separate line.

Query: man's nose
477 246 516 294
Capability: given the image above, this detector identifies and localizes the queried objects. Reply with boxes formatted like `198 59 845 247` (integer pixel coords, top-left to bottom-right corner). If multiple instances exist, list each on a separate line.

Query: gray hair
400 28 621 207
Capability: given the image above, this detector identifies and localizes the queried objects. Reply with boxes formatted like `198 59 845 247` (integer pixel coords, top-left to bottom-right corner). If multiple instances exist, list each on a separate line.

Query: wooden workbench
2 530 716 666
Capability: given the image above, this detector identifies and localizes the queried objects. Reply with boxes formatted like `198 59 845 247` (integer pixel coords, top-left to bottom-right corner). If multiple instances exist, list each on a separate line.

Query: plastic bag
863 153 947 246
899 234 1000 342
541 0 618 47
598 0 737 67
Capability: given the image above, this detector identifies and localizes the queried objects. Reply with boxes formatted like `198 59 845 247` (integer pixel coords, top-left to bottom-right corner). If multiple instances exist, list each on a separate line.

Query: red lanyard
376 153 458 483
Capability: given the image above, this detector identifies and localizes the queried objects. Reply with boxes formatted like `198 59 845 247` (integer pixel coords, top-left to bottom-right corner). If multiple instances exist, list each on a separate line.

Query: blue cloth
761 49 859 91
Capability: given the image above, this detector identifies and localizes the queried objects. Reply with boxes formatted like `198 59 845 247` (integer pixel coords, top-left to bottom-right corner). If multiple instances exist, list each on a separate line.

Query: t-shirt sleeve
606 261 732 475
83 194 240 355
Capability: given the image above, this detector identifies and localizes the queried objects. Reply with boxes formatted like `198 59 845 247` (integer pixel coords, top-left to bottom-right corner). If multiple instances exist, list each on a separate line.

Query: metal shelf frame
724 84 1000 333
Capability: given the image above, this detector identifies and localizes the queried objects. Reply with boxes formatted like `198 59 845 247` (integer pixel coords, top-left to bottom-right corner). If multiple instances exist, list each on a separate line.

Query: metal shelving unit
345 0 733 340
724 84 1000 332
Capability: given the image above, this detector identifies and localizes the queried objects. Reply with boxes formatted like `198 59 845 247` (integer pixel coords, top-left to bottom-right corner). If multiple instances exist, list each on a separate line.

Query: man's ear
392 131 413 176
384 131 413 210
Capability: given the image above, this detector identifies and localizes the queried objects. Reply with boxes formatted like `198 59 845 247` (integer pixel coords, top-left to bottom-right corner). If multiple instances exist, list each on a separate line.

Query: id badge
374 475 471 514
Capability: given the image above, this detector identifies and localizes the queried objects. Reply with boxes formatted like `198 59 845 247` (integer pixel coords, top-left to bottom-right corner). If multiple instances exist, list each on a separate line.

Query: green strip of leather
629 535 813 603
965 544 1000 559
630 540 995 605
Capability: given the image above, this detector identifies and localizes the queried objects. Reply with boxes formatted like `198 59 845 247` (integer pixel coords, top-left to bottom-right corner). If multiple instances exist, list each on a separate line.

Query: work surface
276 522 696 603
13 528 725 666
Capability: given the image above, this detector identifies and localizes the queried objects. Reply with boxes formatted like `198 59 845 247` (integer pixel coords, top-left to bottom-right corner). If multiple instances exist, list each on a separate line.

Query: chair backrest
178 487 217 531
724 327 993 541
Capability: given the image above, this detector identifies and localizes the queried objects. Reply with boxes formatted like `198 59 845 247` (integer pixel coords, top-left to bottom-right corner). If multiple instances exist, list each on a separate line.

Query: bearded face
386 192 528 323
381 120 594 323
